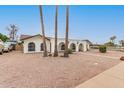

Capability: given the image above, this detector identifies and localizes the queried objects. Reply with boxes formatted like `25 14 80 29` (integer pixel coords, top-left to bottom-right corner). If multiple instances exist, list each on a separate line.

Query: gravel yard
0 50 122 88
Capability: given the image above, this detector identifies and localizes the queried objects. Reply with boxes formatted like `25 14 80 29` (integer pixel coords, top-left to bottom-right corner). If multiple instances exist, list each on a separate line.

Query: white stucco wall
23 36 50 53
50 38 90 53
22 35 90 53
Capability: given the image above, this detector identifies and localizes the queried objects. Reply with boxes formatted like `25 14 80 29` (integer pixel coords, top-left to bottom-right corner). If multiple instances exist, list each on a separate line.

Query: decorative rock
120 56 124 61
48 53 52 57
94 63 98 65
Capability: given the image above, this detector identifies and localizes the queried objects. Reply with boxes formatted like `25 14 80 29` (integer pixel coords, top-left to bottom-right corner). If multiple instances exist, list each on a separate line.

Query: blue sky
0 5 124 44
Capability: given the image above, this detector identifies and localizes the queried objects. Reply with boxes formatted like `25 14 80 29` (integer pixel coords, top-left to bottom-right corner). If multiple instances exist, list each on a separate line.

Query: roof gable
21 34 50 41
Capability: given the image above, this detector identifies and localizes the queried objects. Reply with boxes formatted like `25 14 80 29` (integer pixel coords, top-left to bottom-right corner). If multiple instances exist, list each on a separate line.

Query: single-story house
20 34 91 53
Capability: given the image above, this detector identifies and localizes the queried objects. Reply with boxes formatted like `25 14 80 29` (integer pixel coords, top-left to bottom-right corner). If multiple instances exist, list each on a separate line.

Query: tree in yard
0 33 9 42
64 5 69 57
119 40 124 47
110 36 116 44
53 5 58 57
39 5 48 57
7 24 18 41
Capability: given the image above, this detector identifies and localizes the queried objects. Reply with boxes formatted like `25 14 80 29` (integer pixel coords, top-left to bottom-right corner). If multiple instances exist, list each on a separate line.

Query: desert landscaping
0 49 122 88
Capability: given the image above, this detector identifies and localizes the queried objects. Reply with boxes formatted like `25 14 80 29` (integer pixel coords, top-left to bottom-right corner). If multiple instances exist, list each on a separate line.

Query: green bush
99 46 107 53
67 49 73 54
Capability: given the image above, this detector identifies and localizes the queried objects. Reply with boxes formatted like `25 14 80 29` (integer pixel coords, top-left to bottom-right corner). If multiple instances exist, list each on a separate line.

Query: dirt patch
0 51 121 88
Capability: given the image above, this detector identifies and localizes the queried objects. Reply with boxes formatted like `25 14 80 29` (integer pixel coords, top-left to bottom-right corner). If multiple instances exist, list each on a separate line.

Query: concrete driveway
77 62 124 88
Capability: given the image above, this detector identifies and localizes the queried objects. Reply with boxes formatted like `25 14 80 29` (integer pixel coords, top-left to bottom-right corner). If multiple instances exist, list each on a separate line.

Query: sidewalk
76 62 124 88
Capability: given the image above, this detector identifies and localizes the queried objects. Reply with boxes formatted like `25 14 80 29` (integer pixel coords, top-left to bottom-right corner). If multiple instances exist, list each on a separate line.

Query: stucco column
76 44 79 52
83 42 87 52
88 44 90 50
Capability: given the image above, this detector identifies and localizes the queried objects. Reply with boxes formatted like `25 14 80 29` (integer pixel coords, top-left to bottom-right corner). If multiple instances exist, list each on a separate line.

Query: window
41 43 44 51
28 42 35 51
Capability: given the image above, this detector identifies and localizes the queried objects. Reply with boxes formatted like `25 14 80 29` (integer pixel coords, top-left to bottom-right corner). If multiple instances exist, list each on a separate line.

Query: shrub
99 46 107 53
67 49 73 54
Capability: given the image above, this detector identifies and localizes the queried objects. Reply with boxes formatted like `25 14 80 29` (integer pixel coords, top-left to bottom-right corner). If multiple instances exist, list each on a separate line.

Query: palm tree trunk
64 5 69 57
39 5 48 57
53 5 58 57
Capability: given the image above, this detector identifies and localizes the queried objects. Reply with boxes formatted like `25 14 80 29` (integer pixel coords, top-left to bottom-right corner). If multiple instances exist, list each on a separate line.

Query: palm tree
39 5 48 57
64 5 69 57
53 5 58 57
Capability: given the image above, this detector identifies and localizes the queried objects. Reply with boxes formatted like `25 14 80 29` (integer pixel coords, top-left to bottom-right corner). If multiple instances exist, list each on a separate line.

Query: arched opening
58 42 65 51
78 43 84 52
41 43 44 51
70 43 76 51
28 42 35 51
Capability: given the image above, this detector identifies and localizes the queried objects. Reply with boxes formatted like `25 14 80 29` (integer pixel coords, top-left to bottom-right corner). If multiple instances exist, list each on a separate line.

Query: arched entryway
69 43 76 52
28 42 35 51
78 43 84 52
58 42 65 52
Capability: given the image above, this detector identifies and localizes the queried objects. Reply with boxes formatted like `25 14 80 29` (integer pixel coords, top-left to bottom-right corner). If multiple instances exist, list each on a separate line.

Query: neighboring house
20 34 91 53
20 35 32 40
90 44 102 49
